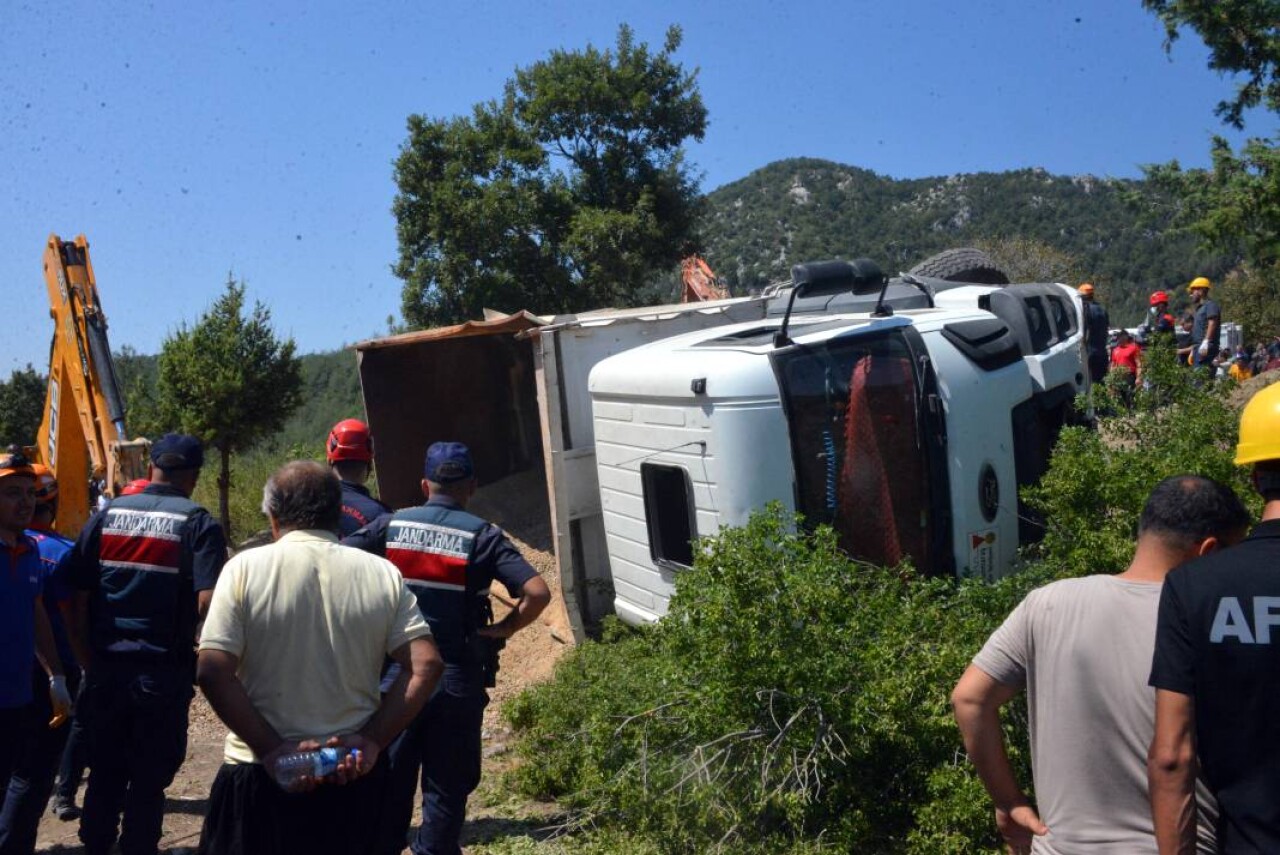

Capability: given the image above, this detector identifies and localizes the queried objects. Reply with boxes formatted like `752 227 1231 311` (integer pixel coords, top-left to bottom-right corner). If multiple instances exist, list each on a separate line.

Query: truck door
771 327 949 573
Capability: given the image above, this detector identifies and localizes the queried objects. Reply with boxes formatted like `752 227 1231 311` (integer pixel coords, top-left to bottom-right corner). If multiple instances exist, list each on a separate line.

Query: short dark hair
262 461 342 533
1139 475 1250 549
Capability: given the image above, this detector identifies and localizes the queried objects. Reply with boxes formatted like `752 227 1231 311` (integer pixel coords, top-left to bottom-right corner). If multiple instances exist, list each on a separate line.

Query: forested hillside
701 158 1234 325
113 348 363 454
276 348 365 451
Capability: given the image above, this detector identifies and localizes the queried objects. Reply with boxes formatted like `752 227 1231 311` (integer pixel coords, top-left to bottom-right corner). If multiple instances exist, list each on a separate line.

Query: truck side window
640 463 697 569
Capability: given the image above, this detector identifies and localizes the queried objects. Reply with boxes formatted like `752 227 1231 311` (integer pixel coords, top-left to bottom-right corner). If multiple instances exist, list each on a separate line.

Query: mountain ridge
700 157 1230 325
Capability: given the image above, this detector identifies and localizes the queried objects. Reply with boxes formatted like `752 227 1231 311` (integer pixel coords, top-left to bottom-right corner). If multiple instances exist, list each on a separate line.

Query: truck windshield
773 330 934 570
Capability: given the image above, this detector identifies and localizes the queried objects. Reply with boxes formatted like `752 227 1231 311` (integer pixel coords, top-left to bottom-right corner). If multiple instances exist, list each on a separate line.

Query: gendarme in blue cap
424 441 474 484
150 433 204 471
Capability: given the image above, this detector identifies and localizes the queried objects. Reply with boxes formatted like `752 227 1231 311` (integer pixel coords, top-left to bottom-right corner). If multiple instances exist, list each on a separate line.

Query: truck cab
589 262 1085 625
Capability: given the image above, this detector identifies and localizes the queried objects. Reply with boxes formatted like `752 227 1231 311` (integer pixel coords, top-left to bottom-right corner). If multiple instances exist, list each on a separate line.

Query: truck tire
910 248 1010 285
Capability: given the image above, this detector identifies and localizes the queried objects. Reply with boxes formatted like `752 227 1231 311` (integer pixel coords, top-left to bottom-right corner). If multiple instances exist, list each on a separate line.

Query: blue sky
2 0 1274 376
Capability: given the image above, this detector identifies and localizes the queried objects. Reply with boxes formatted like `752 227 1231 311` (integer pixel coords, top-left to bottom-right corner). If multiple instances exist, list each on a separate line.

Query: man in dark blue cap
345 441 551 855
67 433 227 855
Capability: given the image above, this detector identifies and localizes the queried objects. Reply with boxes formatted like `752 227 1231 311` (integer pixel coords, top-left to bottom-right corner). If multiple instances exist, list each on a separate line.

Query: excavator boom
35 233 148 536
680 255 729 303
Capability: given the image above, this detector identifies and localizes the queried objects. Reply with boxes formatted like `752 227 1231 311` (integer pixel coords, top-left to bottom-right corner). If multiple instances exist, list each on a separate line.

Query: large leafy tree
393 24 707 328
1143 0 1280 129
0 365 46 446
1140 2 1280 288
155 277 302 537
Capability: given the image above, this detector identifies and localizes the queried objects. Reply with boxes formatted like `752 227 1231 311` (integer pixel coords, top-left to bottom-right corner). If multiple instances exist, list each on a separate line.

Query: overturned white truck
589 260 1087 624
355 254 1087 636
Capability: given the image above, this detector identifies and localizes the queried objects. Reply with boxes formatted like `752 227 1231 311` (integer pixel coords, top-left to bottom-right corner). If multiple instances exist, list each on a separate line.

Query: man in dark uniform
344 441 551 855
0 464 84 850
1149 382 1280 853
1188 276 1221 370
1079 283 1111 384
327 418 391 537
68 434 226 855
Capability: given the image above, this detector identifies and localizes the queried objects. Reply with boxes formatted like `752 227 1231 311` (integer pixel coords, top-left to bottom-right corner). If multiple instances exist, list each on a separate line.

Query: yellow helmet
1189 276 1211 291
1235 382 1280 465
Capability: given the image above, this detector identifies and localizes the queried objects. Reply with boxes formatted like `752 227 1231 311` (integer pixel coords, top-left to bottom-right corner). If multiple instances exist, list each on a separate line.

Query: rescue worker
1079 283 1111 384
344 441 551 855
1188 276 1221 369
1176 314 1196 366
0 451 70 853
0 465 83 850
1149 382 1280 853
118 479 150 497
1143 291 1176 342
327 418 390 537
68 434 226 855
52 469 93 823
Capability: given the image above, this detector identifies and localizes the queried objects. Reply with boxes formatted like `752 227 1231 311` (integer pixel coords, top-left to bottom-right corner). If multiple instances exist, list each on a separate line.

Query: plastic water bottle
272 746 356 790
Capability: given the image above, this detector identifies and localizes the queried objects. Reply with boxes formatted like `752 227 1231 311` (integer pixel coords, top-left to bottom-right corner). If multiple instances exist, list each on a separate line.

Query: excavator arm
34 233 149 536
680 255 729 303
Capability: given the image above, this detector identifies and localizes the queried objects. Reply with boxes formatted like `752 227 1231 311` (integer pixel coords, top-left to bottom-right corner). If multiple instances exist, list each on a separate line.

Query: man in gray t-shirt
952 476 1249 854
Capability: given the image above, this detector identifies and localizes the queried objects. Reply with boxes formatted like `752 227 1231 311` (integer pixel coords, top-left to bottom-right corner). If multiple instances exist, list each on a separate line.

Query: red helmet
326 419 374 463
1150 290 1169 306
120 479 150 496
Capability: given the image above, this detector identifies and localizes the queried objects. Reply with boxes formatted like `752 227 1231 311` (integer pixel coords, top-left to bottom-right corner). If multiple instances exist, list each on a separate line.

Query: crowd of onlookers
1202 337 1280 383
0 425 549 855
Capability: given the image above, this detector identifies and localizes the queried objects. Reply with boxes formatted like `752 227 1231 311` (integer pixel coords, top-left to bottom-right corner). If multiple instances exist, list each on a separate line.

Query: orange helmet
0 448 35 482
326 419 374 463
1078 283 1094 296
120 479 150 496
30 464 58 503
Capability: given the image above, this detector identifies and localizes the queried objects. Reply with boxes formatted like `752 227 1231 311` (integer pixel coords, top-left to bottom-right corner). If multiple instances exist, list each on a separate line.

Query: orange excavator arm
680 255 729 303
34 234 149 536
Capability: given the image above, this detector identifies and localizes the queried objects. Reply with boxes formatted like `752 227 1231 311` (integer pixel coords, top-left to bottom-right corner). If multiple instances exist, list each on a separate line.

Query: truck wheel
910 248 1010 285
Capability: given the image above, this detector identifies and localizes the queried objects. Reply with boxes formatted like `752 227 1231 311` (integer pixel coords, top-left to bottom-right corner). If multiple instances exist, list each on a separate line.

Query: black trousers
375 672 487 855
199 758 388 855
0 667 80 854
78 660 192 855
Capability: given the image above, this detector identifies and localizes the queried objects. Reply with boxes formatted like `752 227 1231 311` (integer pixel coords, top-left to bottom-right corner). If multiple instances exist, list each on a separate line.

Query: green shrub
508 507 1047 852
1025 342 1253 578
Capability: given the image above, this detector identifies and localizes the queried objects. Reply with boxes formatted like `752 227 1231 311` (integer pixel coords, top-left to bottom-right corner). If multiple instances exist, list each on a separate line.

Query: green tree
113 345 163 438
155 277 302 538
1143 0 1280 128
1141 2 1280 282
393 24 707 328
1143 138 1280 267
0 365 46 446
1217 261 1280 342
974 236 1085 285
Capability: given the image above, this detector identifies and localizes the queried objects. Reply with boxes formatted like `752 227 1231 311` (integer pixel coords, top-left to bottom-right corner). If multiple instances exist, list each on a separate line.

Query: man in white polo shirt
196 460 442 855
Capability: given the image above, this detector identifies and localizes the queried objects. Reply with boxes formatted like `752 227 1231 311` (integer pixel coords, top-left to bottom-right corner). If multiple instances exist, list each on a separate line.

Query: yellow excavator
31 233 150 537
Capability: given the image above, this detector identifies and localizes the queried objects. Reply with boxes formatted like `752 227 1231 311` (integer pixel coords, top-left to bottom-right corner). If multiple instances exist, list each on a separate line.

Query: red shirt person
1111 331 1142 380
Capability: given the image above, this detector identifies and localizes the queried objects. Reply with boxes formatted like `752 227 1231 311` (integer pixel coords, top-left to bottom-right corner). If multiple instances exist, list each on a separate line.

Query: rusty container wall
356 334 542 511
